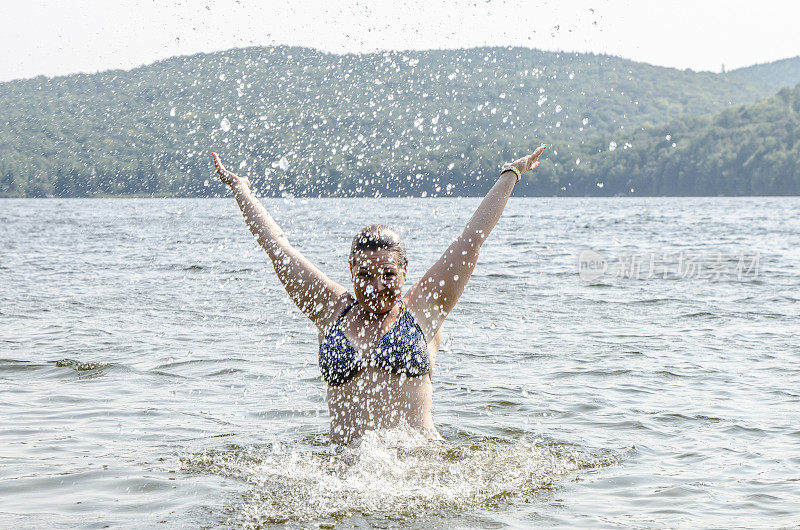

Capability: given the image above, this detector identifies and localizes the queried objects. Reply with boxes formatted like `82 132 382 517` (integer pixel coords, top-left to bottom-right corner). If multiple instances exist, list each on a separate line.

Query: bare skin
212 144 546 444
327 248 442 442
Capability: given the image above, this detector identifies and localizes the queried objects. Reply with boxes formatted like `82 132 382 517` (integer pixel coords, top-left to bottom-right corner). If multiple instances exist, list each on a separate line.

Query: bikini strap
338 298 403 322
339 300 358 319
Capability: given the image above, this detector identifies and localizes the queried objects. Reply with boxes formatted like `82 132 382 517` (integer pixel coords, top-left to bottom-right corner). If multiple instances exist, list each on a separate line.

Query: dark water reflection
1 197 798 527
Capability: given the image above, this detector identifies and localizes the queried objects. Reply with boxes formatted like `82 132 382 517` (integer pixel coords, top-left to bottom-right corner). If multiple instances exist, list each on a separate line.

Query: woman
211 144 546 445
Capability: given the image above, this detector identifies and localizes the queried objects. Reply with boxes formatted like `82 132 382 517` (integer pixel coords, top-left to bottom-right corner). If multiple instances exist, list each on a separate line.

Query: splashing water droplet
179 427 612 525
278 157 289 171
220 117 231 132
608 141 617 151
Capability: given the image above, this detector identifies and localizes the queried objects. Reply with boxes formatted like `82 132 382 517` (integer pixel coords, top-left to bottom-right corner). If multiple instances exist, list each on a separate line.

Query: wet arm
406 172 517 337
231 182 347 327
407 144 546 339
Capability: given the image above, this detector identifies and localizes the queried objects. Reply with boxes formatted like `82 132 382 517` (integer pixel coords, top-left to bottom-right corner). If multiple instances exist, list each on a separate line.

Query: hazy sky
2 0 799 82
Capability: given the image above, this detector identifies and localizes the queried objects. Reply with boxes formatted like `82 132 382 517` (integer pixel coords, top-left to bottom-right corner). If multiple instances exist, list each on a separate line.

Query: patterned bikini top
318 299 430 387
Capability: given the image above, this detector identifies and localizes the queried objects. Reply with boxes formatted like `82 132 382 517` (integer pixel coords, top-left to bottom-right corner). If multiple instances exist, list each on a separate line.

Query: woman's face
350 248 407 314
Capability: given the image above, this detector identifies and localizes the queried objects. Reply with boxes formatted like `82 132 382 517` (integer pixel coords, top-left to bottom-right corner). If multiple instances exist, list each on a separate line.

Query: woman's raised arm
405 144 547 340
212 153 348 329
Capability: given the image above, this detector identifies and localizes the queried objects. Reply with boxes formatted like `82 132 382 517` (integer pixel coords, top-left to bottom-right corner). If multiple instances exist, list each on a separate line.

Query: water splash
180 426 615 526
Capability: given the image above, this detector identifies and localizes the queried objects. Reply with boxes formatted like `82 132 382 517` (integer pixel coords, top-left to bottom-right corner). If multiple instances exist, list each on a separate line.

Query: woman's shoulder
402 292 446 347
317 292 356 334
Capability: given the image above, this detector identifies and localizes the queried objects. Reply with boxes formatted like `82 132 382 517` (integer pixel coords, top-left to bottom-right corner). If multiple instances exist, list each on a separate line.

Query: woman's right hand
211 152 251 191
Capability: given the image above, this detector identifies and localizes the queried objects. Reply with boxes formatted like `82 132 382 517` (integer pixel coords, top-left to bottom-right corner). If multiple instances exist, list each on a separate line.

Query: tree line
0 46 798 197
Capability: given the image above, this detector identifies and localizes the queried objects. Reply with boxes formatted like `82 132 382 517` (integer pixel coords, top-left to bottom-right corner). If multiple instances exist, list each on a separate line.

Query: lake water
1 197 798 528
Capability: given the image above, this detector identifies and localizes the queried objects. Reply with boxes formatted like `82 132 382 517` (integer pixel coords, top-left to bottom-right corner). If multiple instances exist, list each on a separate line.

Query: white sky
2 0 799 82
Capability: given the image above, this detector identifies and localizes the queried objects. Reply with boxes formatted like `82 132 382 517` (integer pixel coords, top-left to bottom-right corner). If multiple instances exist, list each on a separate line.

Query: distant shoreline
3 46 799 198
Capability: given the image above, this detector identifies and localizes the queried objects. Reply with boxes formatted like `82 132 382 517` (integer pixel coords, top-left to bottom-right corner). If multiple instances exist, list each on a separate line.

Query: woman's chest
339 318 398 358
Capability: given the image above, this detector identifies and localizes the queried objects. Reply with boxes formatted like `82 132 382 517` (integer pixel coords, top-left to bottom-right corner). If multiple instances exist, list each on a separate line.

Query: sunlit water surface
1 197 798 528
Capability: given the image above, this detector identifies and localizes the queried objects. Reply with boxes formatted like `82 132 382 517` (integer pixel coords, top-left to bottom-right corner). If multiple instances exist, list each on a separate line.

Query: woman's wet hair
349 224 408 267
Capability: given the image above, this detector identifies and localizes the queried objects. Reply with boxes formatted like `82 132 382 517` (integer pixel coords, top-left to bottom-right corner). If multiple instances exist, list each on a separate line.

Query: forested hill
0 45 798 197
531 82 800 196
726 57 800 91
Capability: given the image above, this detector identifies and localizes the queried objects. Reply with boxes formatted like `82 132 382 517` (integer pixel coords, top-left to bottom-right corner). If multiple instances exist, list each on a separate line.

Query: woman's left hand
503 143 547 176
